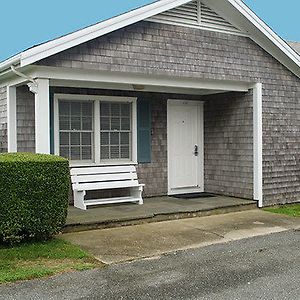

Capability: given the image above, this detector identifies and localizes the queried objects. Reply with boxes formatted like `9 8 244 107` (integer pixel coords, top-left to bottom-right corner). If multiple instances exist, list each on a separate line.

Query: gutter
0 54 21 74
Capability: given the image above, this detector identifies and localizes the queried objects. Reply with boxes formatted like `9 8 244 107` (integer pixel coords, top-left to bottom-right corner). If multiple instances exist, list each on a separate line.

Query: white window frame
54 94 137 166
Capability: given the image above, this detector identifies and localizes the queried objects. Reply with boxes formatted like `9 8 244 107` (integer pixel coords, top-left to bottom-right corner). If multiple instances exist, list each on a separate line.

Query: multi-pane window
59 101 93 161
57 98 133 163
100 102 131 160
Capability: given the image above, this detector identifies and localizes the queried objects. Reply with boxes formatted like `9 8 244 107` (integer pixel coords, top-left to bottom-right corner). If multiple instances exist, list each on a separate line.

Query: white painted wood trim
35 66 251 92
19 0 191 67
198 101 204 192
253 83 263 207
131 99 138 164
2 65 252 94
167 99 204 195
7 86 17 152
35 78 50 154
94 100 101 164
53 93 137 165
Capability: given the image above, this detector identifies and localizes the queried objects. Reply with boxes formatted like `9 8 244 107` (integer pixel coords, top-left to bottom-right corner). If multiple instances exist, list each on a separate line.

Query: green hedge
0 153 70 244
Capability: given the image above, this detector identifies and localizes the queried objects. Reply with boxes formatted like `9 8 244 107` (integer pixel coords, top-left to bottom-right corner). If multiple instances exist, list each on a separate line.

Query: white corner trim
7 86 17 152
253 83 263 207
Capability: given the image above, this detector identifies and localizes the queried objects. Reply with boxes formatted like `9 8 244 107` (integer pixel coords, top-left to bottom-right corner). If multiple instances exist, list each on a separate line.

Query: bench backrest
70 165 139 190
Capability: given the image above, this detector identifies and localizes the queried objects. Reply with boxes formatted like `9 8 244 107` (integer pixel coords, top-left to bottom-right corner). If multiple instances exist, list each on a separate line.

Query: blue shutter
137 99 151 163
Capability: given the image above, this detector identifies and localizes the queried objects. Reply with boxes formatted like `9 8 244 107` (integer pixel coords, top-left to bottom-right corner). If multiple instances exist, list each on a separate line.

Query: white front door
168 100 204 195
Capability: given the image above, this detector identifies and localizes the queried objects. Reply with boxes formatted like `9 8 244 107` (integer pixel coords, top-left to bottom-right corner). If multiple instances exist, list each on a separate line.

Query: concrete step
63 201 257 233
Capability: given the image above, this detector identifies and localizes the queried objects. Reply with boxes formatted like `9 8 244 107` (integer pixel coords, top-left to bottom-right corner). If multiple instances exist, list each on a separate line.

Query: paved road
1 230 299 300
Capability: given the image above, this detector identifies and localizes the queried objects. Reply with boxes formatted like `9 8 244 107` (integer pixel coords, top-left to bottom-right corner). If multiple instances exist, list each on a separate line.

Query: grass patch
264 203 300 217
0 238 104 284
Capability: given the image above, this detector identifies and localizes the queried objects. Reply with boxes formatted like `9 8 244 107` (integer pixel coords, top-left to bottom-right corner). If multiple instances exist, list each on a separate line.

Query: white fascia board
0 54 21 73
20 0 192 67
225 0 300 76
32 66 251 92
228 0 300 63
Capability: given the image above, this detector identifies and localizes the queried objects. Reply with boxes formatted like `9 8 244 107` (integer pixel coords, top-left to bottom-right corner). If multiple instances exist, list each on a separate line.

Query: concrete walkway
62 209 300 264
65 195 256 232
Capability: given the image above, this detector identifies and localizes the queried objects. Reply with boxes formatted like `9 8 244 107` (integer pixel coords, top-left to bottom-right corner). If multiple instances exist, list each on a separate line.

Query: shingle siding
203 91 253 199
16 85 35 152
37 21 300 205
0 86 7 153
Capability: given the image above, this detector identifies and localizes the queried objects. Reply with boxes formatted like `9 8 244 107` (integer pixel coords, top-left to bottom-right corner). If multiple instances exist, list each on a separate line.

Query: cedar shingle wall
37 21 300 205
203 92 253 199
16 86 35 152
0 86 7 153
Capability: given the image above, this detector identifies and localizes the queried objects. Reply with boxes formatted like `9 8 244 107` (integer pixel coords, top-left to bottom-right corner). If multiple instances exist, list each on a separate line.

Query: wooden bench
70 166 144 210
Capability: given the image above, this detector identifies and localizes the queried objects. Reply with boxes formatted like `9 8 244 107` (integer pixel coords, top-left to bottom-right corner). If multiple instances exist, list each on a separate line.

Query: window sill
69 160 138 168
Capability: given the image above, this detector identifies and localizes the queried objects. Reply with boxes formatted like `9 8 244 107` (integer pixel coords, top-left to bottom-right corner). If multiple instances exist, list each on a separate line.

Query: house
0 0 299 208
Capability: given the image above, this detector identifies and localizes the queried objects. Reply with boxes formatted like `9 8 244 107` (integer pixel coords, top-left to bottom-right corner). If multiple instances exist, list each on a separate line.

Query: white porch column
7 85 17 152
29 78 50 154
253 83 263 207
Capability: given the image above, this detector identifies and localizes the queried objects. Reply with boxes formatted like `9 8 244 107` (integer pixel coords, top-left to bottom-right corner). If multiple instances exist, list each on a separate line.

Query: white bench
70 166 144 210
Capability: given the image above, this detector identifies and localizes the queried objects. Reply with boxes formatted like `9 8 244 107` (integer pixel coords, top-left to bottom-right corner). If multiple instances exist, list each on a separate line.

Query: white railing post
253 83 263 207
7 85 17 152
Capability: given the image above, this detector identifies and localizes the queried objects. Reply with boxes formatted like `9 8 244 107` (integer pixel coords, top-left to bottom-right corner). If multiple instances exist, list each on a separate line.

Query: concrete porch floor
64 195 257 233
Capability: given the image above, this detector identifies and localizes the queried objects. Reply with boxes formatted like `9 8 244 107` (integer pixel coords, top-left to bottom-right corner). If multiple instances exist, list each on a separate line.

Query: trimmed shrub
0 153 70 244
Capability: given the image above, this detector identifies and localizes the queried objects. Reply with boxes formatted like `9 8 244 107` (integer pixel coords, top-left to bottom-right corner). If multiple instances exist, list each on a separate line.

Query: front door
168 100 204 195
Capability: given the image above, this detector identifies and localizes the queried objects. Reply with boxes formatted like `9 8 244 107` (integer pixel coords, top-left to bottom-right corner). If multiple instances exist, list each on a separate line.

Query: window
59 101 93 161
100 102 131 160
55 95 137 165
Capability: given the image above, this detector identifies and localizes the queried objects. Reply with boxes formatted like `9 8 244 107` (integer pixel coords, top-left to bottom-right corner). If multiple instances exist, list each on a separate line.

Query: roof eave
20 0 190 67
0 0 299 80
0 54 21 74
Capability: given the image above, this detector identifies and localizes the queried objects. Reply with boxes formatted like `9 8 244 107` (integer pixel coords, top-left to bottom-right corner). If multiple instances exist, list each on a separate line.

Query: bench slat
71 173 137 184
73 180 141 191
70 165 136 176
85 196 141 206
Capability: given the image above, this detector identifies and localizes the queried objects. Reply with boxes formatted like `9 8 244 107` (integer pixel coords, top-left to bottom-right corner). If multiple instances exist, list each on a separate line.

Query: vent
200 3 240 33
154 1 199 26
148 1 243 35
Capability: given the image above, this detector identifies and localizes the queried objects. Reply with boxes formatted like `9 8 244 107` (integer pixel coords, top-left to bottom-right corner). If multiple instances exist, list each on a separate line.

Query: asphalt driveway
1 230 299 300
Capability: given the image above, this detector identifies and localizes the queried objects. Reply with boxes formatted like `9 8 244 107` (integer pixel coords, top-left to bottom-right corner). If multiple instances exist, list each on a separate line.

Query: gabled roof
0 0 300 79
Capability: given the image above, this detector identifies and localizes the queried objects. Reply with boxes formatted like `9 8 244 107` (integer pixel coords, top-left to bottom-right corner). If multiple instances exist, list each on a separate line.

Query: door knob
194 145 199 156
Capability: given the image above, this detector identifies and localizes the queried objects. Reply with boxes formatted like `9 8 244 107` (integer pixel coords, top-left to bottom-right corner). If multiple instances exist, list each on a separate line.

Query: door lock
194 145 199 156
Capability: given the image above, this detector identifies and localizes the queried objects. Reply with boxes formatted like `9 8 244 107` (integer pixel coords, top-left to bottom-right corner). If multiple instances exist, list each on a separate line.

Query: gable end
148 1 244 35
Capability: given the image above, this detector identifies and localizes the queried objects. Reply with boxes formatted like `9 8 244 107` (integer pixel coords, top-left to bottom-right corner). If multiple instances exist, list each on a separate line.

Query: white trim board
2 65 252 93
34 66 252 92
0 0 299 79
252 83 263 207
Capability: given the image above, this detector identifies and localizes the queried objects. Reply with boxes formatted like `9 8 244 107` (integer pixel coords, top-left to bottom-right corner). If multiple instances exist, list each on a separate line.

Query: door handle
194 145 199 156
